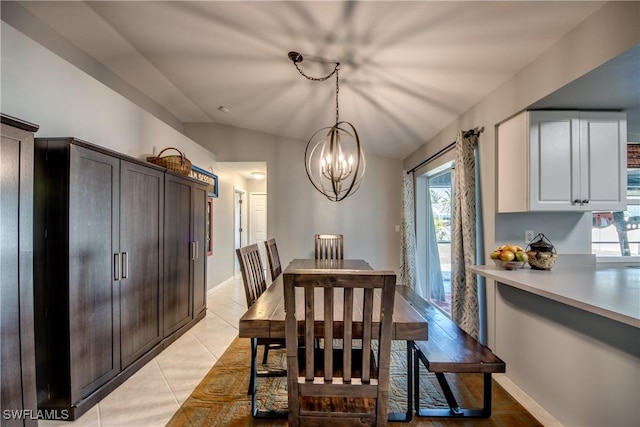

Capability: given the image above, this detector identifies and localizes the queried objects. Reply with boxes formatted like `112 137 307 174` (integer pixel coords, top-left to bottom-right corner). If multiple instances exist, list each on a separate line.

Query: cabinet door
192 185 207 316
1 124 38 427
529 111 581 211
163 174 193 336
119 161 164 368
68 145 120 403
579 112 627 211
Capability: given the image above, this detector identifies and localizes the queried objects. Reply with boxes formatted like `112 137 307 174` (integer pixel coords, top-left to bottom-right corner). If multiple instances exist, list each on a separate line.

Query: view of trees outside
430 188 452 242
429 172 453 314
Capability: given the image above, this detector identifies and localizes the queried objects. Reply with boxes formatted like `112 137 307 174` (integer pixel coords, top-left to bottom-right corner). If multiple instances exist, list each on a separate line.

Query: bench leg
414 348 493 418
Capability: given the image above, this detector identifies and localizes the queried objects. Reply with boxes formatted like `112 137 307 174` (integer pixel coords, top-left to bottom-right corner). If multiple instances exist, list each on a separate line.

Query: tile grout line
205 300 243 330
155 358 181 409
96 401 102 427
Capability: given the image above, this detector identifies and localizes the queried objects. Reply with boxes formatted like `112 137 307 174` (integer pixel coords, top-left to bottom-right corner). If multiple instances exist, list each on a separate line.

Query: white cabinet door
579 112 627 211
498 110 627 213
529 111 581 211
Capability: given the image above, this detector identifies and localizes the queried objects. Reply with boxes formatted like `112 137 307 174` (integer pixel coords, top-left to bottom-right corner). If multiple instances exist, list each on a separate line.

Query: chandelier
288 51 366 202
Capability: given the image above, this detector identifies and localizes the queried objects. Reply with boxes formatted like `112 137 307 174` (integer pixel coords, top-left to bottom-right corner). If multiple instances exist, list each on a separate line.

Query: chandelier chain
335 69 340 125
293 61 339 82
293 59 341 126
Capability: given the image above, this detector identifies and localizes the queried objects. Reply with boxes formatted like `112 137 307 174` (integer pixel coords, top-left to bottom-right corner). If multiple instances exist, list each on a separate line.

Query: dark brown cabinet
33 138 205 420
1 114 39 427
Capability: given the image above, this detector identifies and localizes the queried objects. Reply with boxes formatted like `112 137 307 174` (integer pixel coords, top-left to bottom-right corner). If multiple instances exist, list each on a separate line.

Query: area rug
167 337 542 426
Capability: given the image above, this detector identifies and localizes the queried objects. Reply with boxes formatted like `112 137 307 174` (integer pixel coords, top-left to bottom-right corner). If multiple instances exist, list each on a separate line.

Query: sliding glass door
425 168 454 315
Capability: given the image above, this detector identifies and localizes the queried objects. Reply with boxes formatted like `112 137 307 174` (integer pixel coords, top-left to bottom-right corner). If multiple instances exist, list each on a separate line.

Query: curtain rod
406 128 483 175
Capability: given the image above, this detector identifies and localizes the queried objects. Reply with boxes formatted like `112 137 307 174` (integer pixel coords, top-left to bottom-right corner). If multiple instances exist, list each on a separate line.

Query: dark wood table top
239 259 428 341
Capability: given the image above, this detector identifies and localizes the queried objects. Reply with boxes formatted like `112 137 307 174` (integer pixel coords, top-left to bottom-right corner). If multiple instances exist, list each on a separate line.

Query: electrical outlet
525 230 535 244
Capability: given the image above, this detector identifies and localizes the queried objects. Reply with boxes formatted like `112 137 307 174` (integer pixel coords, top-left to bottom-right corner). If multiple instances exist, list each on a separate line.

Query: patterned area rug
167 337 541 426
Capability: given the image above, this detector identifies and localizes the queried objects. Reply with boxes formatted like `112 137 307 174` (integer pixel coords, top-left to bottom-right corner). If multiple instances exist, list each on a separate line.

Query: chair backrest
314 234 344 260
283 270 396 426
236 243 268 308
264 238 282 281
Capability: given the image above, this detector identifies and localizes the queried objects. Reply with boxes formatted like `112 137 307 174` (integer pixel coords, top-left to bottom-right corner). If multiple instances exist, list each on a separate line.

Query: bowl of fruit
490 244 528 270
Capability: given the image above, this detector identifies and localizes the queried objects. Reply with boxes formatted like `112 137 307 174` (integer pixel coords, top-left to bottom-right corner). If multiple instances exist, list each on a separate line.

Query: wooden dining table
238 258 429 422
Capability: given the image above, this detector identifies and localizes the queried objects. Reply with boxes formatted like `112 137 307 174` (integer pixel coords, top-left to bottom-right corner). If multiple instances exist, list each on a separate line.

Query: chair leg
388 340 414 422
247 338 287 419
262 344 269 364
248 338 257 396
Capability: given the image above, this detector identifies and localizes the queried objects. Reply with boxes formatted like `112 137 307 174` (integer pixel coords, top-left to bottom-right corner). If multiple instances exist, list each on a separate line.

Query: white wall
403 3 640 426
185 123 403 272
405 1 639 260
0 21 227 288
1 8 402 292
205 164 250 288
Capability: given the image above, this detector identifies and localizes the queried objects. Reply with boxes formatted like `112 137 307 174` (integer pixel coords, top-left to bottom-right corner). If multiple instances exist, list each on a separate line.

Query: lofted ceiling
12 1 618 160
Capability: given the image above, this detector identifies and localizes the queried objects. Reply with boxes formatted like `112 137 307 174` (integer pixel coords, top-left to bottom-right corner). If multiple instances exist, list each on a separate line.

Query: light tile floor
41 276 247 427
41 275 559 427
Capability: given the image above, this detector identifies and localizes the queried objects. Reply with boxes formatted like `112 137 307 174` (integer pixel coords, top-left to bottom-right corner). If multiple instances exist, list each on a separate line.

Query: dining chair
314 233 344 260
236 244 286 399
283 270 396 426
264 238 282 281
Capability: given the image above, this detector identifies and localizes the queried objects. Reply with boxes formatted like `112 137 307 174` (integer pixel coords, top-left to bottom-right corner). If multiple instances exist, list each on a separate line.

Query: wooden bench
396 286 506 418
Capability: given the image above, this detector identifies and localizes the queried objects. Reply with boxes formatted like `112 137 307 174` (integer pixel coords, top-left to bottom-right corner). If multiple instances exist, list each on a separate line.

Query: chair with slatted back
236 244 286 416
264 238 282 282
314 233 344 260
283 269 396 426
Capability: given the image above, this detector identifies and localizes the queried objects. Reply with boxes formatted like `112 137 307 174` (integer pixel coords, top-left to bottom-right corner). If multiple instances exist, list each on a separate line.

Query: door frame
234 187 248 275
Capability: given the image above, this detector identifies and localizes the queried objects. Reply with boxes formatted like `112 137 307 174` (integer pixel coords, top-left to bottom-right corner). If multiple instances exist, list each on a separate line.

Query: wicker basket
527 253 557 270
147 147 192 175
526 233 557 270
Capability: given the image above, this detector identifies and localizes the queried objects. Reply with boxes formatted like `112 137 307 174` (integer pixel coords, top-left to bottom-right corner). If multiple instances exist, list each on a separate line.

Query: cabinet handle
191 242 196 261
573 199 581 204
121 252 129 279
582 199 589 204
114 253 120 281
195 241 199 259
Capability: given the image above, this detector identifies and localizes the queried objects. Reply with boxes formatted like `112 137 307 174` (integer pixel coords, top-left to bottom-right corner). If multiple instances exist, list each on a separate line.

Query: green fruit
515 251 528 262
490 250 501 260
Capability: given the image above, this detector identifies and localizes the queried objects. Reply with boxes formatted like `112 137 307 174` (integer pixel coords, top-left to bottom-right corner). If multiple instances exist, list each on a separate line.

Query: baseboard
209 275 237 293
493 374 563 426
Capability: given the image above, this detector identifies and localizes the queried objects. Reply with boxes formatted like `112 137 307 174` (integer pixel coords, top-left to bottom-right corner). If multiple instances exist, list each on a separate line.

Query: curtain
399 170 418 292
426 189 445 301
451 131 479 339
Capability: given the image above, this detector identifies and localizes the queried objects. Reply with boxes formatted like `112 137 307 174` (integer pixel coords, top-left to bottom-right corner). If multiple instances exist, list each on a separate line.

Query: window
592 169 640 256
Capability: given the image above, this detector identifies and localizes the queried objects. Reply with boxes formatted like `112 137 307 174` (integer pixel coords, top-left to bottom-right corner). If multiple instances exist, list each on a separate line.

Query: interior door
249 193 267 269
234 189 246 275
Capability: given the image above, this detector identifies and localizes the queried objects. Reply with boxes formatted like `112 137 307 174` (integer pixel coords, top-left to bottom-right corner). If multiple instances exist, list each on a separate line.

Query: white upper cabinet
497 110 627 213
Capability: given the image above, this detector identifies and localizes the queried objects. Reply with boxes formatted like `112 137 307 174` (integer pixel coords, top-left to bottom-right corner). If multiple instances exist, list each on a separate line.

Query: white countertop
467 264 640 328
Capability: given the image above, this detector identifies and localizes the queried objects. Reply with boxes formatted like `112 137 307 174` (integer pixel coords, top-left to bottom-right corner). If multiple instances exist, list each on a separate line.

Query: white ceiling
14 1 611 159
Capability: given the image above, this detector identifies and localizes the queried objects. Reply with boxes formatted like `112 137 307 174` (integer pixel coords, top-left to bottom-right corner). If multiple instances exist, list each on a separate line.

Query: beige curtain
399 171 417 291
451 131 479 338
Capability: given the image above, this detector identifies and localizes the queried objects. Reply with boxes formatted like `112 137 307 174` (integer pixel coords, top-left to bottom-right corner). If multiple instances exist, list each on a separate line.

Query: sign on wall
189 165 218 197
